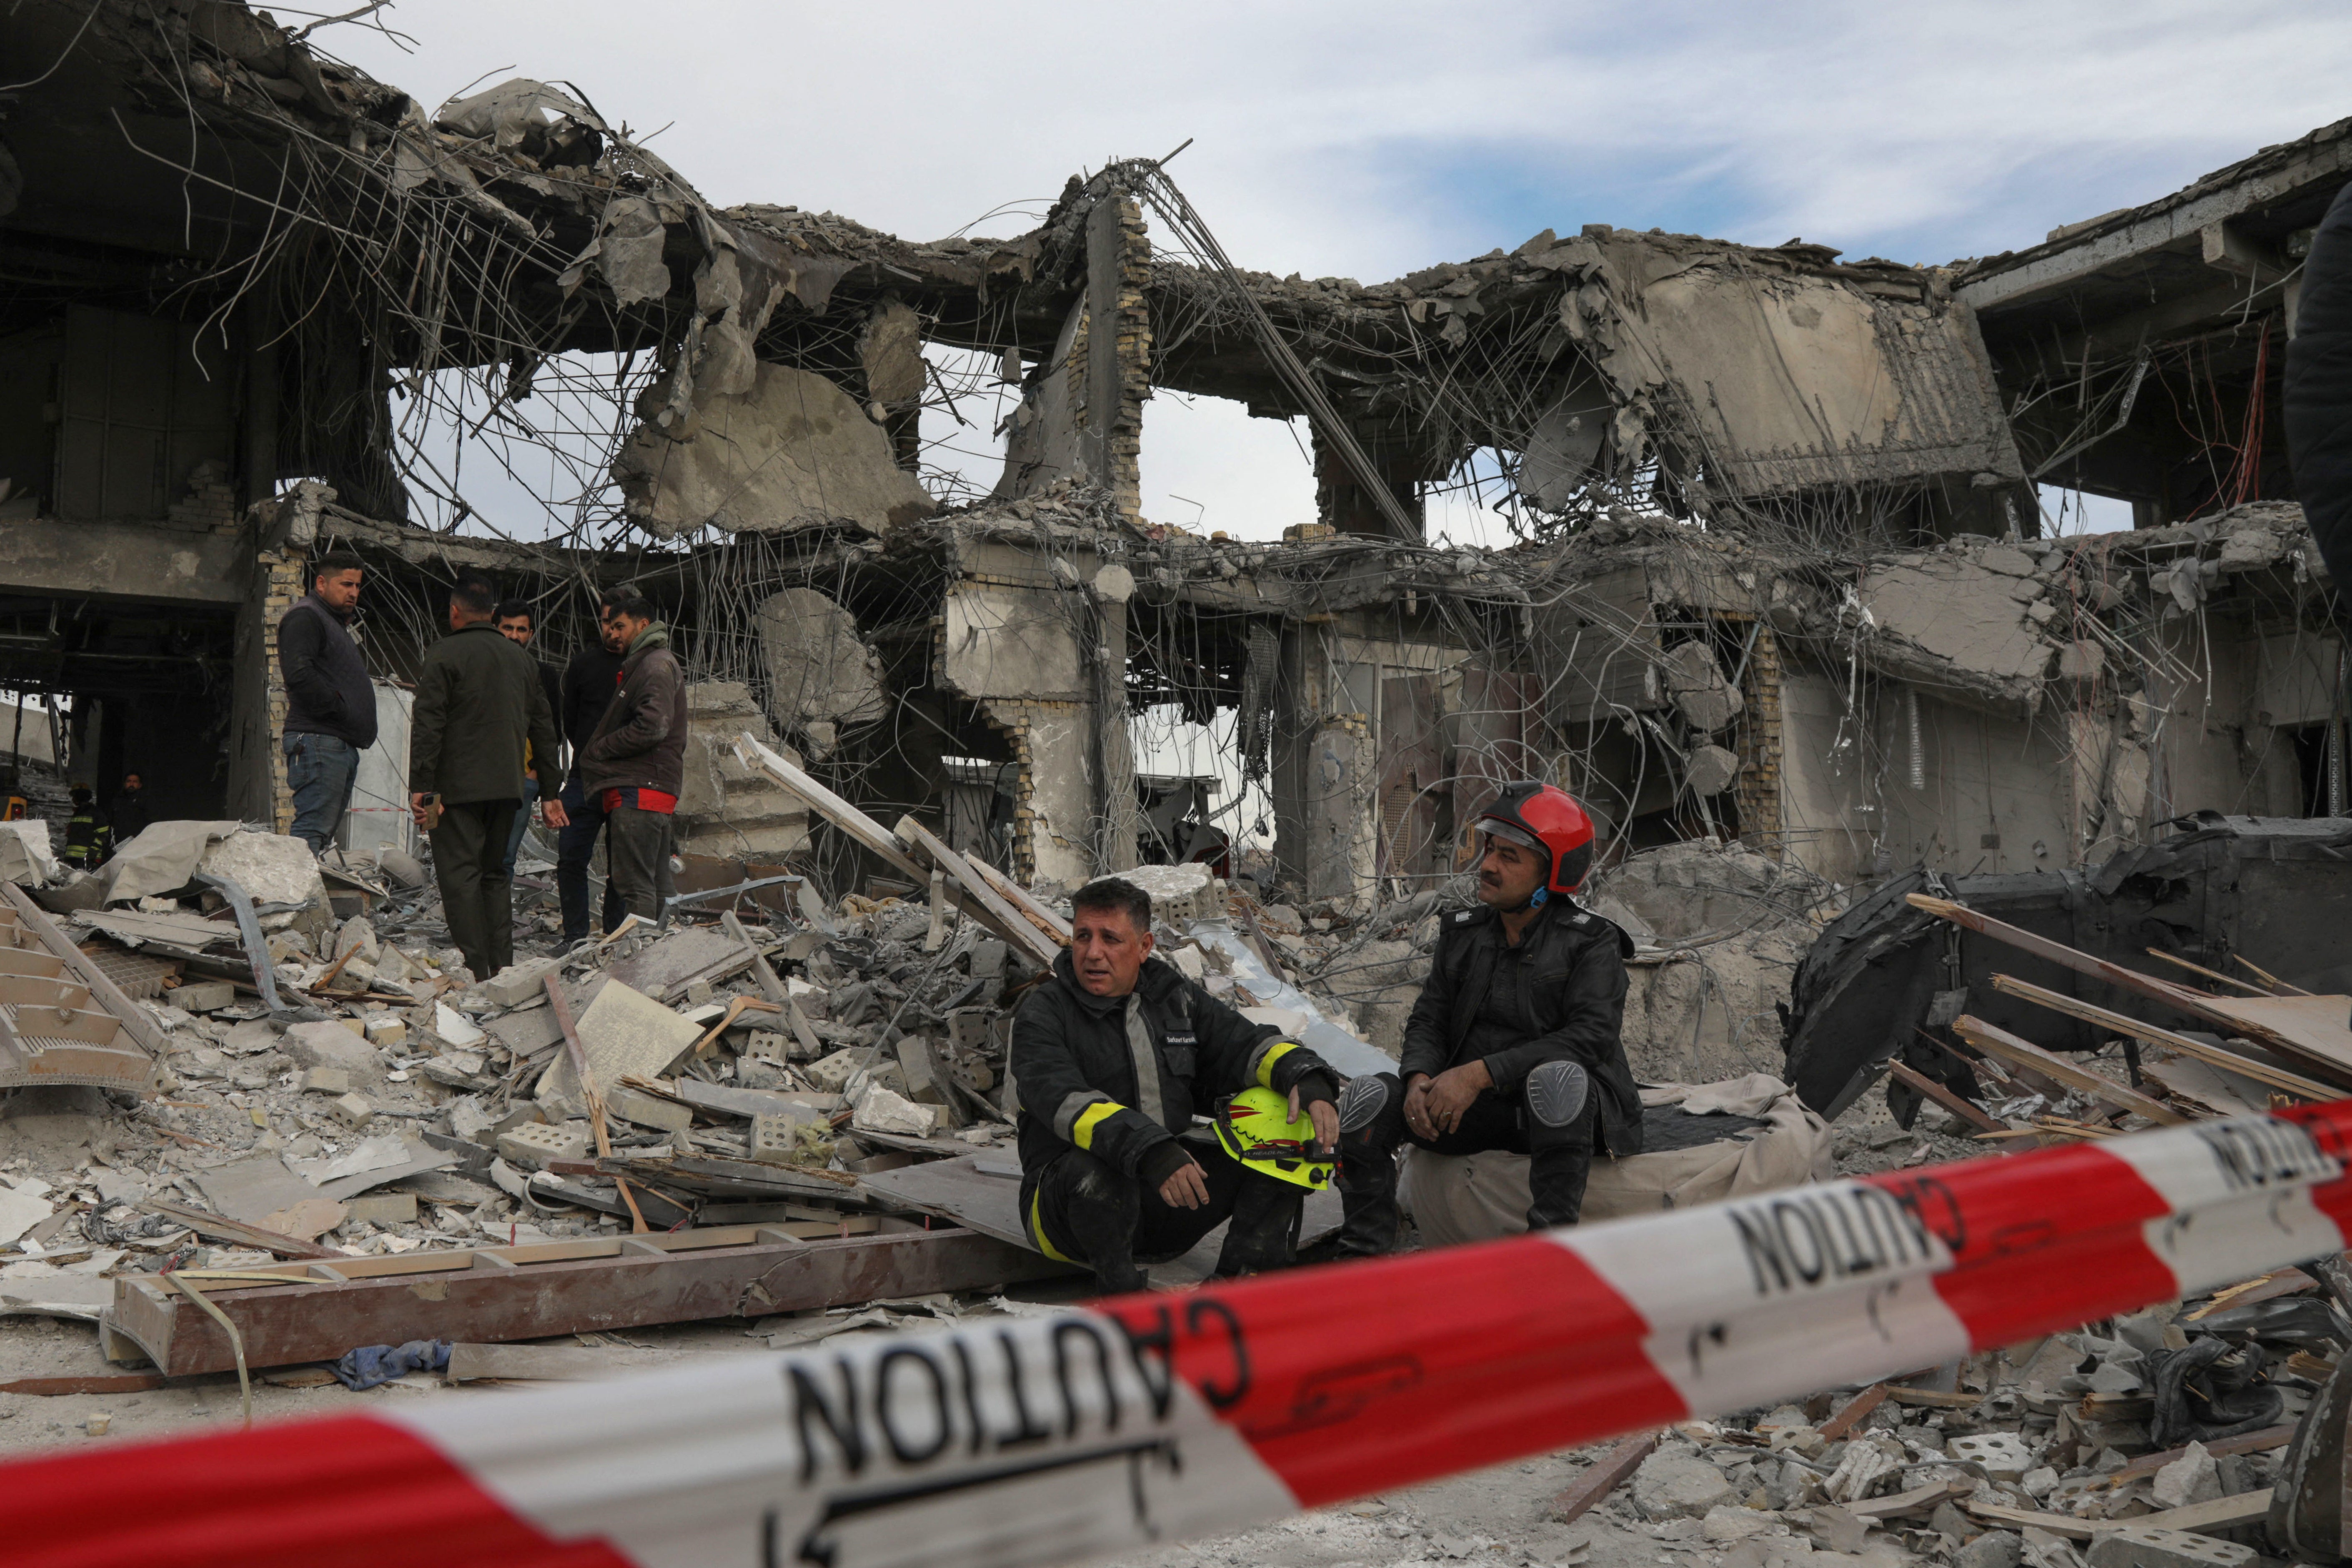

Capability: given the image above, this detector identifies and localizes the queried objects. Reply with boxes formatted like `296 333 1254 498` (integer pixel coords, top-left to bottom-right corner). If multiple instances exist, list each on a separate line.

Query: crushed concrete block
757 589 887 739
480 956 564 1008
614 361 935 541
747 1113 808 1165
282 1021 376 1081
258 1196 347 1240
1949 1432 2033 1482
2085 1526 2254 1568
327 1091 374 1129
345 1192 417 1227
363 1015 407 1048
852 1084 937 1139
969 939 1007 979
1663 641 1743 733
806 1048 862 1093
1703 1506 1774 1543
1111 862 1221 924
449 1098 500 1145
300 1066 352 1096
171 980 237 1012
1631 1444 1734 1519
333 916 380 965
608 1085 692 1134
895 1034 947 1105
2150 1441 2222 1509
198 829 329 914
1685 743 1740 797
497 1120 592 1170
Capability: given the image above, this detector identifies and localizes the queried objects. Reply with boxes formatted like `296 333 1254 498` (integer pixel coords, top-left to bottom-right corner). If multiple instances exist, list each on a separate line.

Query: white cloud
323 0 2348 531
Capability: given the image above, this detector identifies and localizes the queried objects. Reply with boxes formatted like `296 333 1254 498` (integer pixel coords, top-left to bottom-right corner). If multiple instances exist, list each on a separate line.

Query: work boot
1213 1170 1305 1276
1056 1154 1147 1295
1332 1072 1406 1256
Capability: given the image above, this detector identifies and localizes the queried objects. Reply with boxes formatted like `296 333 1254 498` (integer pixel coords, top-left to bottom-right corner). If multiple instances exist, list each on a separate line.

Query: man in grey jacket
277 556 377 853
577 587 686 924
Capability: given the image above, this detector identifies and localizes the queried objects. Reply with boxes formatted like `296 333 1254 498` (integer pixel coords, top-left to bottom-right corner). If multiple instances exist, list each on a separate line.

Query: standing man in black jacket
408 574 568 982
554 611 628 946
2289 179 2352 590
277 556 377 854
1331 783 1641 1255
1013 877 1343 1294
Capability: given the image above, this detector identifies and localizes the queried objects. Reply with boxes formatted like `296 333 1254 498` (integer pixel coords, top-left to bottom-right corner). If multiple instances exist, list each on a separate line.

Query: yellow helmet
1212 1087 1335 1190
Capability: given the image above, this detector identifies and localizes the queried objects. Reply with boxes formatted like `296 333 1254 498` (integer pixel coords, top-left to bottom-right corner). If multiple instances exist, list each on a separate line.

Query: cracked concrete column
1091 588 1140 875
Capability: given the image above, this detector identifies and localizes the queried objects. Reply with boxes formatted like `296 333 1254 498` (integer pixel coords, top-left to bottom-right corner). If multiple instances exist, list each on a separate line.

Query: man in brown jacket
578 586 686 924
409 573 567 981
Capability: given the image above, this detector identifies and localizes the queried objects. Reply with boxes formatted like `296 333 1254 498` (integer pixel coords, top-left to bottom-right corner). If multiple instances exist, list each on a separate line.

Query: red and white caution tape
10 1104 2352 1568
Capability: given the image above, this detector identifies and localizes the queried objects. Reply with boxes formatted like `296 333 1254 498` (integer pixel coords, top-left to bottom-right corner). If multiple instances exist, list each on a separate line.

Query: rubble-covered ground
1 824 2334 1568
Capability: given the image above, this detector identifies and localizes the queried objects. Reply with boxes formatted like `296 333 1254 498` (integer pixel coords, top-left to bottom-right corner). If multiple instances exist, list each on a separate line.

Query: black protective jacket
278 594 378 749
1400 899 1643 1158
1013 950 1337 1181
2289 178 2352 591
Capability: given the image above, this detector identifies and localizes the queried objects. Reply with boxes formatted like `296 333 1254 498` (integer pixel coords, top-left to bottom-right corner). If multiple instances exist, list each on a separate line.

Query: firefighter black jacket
1012 949 1337 1180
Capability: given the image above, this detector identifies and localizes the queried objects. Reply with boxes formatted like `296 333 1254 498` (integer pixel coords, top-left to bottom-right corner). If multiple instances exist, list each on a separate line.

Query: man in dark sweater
278 556 378 854
554 612 628 945
493 599 565 878
578 587 686 925
1013 878 1342 1293
408 574 567 982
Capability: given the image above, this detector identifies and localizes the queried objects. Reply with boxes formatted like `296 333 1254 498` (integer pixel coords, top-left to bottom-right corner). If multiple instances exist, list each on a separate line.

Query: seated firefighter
1013 877 1343 1292
1333 782 1643 1253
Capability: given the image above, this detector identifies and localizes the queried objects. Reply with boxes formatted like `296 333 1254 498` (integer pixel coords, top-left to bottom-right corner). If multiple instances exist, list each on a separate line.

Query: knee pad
1525 1060 1589 1132
1337 1073 1394 1135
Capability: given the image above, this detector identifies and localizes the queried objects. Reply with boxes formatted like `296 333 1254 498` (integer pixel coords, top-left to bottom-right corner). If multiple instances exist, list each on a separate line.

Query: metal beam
1960 134 2352 314
104 1225 1075 1376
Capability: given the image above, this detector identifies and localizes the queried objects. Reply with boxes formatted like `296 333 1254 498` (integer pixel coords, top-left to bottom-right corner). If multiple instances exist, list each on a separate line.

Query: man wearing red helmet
1328 781 1642 1252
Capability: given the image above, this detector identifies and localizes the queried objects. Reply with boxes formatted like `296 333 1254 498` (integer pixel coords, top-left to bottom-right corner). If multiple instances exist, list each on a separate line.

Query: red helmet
1473 781 1598 898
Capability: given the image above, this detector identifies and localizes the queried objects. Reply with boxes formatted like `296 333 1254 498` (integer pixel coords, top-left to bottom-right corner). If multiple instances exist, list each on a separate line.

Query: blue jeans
555 778 621 941
502 776 541 877
283 733 360 854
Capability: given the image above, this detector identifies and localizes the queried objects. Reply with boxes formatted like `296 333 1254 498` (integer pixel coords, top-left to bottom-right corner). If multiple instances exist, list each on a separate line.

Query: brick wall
1733 621 1786 860
256 546 307 834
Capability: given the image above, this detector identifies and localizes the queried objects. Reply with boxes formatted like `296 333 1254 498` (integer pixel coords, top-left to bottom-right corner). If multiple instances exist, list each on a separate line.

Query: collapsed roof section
1148 224 2027 540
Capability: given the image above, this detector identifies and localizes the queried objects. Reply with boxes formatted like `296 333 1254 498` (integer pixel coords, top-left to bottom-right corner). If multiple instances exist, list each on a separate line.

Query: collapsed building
10 11 2352 1562
1 1 2342 921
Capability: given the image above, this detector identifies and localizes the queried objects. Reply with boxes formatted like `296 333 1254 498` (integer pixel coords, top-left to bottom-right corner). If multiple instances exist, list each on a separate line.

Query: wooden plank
1911 894 2352 1084
732 734 1046 961
1952 1015 2189 1125
1886 1061 2003 1134
2101 1425 2294 1487
1847 1478 1976 1520
1818 1383 1887 1440
1547 1433 1658 1525
2132 1490 2276 1534
137 1197 346 1261
1961 1500 2097 1540
1988 974 2338 1101
0 1373 169 1397
1883 1385 1988 1409
549 973 647 1235
105 1227 1076 1376
894 815 1062 970
962 853 1072 945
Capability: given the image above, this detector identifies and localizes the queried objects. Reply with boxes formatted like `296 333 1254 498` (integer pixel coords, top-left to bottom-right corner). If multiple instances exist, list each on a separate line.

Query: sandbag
1398 1073 1834 1247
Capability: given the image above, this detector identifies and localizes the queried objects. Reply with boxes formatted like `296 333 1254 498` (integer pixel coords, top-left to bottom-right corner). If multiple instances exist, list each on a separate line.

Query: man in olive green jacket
409 573 566 982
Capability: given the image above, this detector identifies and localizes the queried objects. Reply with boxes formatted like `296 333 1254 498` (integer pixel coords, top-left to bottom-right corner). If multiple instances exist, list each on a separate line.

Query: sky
321 0 2350 546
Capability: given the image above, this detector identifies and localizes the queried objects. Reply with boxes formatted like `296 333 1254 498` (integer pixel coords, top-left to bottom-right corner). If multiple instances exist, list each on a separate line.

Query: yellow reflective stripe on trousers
1255 1039 1300 1089
1071 1100 1123 1151
1027 1186 1078 1265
